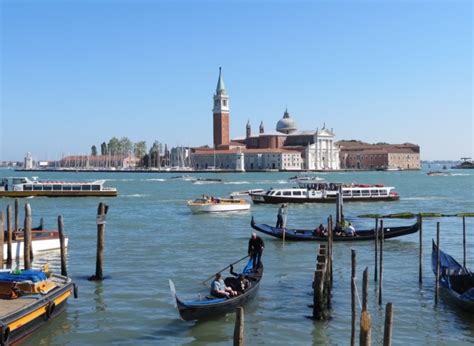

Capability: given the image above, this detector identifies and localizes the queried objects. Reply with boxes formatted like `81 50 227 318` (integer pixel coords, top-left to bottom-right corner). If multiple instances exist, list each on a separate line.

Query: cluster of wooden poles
0 200 68 275
0 199 110 282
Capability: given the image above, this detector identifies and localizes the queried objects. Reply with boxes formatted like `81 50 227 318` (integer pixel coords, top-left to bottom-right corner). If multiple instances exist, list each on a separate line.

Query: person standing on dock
248 232 265 271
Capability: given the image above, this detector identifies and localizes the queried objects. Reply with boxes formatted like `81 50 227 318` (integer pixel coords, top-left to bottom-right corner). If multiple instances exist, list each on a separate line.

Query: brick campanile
213 67 230 148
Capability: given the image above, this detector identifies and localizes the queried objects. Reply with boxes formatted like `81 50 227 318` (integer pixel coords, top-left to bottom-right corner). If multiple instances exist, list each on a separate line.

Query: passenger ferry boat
187 196 250 213
0 177 117 197
250 182 399 204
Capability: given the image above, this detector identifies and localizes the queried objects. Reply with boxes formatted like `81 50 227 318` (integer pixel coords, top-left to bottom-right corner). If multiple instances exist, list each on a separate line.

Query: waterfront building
338 141 420 170
190 69 338 171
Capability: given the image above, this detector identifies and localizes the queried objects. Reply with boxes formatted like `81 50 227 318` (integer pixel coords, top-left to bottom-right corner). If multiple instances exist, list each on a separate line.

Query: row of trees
90 137 169 167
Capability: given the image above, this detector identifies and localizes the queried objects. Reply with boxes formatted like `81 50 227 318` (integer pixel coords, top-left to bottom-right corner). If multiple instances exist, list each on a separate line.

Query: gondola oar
201 255 250 285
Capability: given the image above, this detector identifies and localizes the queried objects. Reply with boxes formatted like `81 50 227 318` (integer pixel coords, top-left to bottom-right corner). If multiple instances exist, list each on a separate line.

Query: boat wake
143 178 166 182
121 194 149 198
224 181 251 185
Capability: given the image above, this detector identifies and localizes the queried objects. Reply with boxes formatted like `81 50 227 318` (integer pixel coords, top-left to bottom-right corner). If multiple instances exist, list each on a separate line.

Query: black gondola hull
174 265 263 321
250 218 419 241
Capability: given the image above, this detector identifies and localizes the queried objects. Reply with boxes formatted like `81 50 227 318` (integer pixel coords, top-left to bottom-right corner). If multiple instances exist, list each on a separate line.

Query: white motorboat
3 229 68 261
187 196 250 213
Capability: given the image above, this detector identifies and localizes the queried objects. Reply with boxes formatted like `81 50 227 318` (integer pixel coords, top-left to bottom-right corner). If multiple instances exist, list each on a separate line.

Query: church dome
276 108 297 134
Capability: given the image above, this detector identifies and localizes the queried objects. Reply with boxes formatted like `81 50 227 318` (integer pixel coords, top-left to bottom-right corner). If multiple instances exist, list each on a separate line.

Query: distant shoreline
13 168 419 173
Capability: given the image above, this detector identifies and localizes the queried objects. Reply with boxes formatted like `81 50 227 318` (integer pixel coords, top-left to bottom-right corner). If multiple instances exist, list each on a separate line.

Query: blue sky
1 0 472 161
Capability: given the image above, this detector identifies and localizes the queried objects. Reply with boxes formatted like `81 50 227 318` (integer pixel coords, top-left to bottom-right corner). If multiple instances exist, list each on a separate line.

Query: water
2 169 473 345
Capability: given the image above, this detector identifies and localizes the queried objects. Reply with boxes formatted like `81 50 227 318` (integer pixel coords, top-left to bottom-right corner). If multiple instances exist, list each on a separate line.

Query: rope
353 277 363 310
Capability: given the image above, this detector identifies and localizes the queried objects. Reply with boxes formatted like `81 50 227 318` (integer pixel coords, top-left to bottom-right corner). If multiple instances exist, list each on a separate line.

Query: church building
190 68 340 171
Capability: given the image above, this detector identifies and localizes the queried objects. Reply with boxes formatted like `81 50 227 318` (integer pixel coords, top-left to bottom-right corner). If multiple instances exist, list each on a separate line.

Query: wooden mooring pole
313 244 329 320
383 302 394 346
14 199 19 232
0 211 4 269
233 307 244 346
374 217 378 282
418 214 423 284
360 268 372 346
378 219 384 305
463 216 466 268
58 215 68 277
351 249 356 346
24 203 32 270
90 202 108 281
6 205 13 267
435 222 440 305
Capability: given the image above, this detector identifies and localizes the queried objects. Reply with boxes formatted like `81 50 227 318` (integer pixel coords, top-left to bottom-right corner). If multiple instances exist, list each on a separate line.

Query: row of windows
23 184 101 191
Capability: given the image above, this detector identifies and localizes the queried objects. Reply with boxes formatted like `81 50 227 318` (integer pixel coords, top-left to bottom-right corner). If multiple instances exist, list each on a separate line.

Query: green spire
216 67 226 93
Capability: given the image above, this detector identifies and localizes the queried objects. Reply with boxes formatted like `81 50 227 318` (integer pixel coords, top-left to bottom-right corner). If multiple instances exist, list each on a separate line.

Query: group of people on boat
210 233 264 299
313 221 357 237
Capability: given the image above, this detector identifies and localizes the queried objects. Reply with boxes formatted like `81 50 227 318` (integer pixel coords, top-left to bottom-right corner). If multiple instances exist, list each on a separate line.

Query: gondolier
248 233 264 271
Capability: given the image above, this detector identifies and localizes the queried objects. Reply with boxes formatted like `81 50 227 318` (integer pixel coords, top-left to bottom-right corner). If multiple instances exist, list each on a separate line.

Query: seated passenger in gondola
210 273 237 298
313 224 326 237
228 266 250 294
345 222 356 236
334 222 344 237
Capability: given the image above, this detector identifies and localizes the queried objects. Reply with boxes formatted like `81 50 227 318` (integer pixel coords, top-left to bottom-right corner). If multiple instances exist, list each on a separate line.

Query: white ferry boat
0 177 117 197
250 183 399 204
187 196 251 213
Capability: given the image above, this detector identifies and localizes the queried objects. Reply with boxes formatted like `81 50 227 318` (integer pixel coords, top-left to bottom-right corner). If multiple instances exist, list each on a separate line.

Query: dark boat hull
250 218 419 241
431 241 474 312
250 194 399 204
173 264 263 321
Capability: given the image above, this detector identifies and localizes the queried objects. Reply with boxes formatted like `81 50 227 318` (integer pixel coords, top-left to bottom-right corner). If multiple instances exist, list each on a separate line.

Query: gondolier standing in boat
276 203 288 228
248 232 265 272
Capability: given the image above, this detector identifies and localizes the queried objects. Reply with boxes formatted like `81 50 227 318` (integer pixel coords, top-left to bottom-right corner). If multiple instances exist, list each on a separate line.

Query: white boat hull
188 203 250 214
3 238 68 261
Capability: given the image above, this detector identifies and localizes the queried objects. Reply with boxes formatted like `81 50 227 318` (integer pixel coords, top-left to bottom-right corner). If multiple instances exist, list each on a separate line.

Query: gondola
169 257 263 321
250 217 419 241
431 240 474 312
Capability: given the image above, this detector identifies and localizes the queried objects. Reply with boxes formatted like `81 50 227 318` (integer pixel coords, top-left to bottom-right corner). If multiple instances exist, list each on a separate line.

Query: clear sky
1 0 472 161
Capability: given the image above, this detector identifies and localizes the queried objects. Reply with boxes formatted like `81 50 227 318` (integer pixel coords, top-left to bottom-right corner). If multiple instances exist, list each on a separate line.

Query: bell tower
213 67 230 148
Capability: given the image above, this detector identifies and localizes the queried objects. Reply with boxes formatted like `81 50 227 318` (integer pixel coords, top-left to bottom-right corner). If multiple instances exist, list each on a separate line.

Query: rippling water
2 168 473 345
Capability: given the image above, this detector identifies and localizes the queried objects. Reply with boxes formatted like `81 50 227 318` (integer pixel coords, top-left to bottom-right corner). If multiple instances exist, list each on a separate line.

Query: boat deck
0 298 34 317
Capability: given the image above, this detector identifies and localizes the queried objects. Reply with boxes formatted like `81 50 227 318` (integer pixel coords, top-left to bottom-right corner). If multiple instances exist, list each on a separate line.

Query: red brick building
338 141 420 170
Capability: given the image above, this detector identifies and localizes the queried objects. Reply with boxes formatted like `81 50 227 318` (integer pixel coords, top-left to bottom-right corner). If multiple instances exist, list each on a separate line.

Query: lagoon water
2 168 473 345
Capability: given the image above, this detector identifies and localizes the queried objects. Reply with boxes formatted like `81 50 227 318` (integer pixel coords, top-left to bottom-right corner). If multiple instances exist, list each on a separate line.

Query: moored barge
0 269 76 344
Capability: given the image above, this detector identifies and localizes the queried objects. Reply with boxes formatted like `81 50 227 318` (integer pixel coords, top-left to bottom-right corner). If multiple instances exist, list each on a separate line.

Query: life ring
0 325 10 346
46 302 56 320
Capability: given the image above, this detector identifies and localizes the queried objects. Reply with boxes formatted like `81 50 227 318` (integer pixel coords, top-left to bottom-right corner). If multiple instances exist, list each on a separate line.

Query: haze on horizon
1 1 472 162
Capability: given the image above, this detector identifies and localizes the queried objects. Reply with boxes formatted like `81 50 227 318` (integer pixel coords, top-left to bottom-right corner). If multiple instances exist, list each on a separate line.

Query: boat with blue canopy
169 257 263 321
431 240 474 313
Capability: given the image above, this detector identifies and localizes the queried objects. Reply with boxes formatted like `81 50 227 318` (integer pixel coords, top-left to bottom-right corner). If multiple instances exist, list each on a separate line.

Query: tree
149 141 161 168
119 137 133 156
133 141 147 159
100 142 107 155
91 145 98 156
108 137 120 156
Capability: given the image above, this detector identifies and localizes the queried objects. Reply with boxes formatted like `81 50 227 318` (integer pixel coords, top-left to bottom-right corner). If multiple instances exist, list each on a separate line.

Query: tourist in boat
210 273 237 298
313 224 326 236
334 222 344 237
248 232 265 272
228 266 250 294
345 222 357 236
